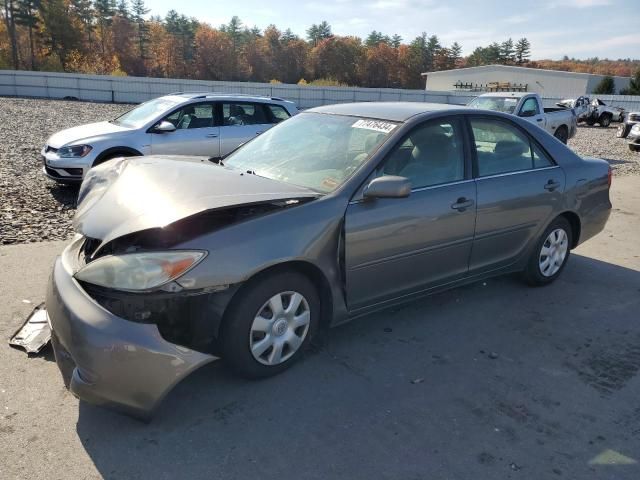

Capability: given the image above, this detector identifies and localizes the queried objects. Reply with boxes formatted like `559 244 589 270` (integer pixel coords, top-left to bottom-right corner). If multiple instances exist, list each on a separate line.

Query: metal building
421 64 631 97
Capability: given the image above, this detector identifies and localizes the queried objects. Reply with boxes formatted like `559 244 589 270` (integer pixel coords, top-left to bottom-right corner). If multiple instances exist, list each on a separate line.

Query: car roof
165 92 293 103
307 102 465 122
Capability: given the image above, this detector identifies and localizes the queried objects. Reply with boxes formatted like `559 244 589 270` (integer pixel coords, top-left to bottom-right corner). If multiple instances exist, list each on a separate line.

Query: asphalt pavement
1 177 639 480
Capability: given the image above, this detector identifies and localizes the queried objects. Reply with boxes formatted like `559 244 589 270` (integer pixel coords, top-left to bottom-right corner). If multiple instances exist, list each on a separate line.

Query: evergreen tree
70 0 95 47
116 0 129 19
592 75 615 94
365 30 389 47
500 38 514 64
1 0 20 68
94 0 116 54
390 34 402 48
620 69 640 95
15 0 40 69
130 0 149 60
515 37 531 64
449 41 462 68
281 28 297 44
306 20 331 46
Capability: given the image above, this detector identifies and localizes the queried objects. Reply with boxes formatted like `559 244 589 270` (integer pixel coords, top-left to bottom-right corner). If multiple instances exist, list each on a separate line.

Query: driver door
150 102 220 157
344 116 477 310
519 97 545 129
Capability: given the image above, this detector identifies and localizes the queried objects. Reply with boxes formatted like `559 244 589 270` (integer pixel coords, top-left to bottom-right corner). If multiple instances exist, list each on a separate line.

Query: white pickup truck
468 92 578 143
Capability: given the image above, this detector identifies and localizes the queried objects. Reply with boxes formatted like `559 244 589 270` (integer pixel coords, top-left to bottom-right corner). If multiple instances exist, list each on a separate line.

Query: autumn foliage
1 1 638 89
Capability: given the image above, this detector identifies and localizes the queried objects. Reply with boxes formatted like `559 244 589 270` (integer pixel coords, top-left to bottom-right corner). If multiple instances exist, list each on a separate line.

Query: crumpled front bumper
45 254 216 419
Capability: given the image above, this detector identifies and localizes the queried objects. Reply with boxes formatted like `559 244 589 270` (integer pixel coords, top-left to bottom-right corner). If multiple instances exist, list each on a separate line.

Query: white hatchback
41 93 298 183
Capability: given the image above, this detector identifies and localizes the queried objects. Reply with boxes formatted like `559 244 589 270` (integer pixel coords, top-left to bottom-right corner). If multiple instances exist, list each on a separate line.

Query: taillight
608 166 612 188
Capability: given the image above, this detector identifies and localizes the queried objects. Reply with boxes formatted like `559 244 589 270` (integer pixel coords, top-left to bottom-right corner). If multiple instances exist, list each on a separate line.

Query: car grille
44 165 63 178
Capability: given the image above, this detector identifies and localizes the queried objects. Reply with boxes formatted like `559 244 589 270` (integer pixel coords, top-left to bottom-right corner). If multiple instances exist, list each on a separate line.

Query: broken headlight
74 251 206 292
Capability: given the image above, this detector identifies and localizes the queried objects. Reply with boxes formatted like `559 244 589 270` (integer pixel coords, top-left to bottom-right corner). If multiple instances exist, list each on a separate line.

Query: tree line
1 1 637 91
0 0 534 88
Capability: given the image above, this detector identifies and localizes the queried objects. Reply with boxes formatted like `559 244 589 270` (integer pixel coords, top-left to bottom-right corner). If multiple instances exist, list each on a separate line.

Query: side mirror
363 176 411 199
153 121 176 133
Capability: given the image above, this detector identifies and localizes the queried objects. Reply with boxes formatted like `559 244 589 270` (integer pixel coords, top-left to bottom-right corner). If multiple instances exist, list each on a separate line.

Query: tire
553 126 568 144
585 117 596 126
220 270 320 379
598 114 611 127
617 123 631 138
630 144 640 153
522 217 572 286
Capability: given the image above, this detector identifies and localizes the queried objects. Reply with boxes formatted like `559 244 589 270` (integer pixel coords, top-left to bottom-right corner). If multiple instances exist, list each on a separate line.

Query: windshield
112 96 183 128
468 96 519 114
224 112 398 193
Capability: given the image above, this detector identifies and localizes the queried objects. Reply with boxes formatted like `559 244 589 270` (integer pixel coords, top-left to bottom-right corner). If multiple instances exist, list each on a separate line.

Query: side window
266 105 291 124
164 103 214 130
380 118 465 189
222 103 269 126
532 142 553 168
471 118 553 176
520 97 539 116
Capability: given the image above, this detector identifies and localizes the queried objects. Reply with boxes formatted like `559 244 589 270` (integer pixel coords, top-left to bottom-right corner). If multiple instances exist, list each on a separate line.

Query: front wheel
522 218 572 286
220 271 320 379
630 144 640 153
617 123 631 138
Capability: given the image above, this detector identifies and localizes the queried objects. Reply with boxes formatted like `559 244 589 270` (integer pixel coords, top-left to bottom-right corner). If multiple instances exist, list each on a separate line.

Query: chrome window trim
475 165 560 181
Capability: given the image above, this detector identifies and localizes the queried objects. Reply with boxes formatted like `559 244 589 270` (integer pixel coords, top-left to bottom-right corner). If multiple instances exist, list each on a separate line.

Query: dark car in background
46 102 612 419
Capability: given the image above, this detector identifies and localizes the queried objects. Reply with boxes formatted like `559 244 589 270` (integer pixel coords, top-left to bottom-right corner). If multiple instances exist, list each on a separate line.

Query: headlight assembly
58 144 93 158
74 251 206 292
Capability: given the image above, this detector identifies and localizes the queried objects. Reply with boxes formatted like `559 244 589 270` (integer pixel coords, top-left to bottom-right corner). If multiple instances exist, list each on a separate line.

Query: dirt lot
1 175 639 479
0 96 639 245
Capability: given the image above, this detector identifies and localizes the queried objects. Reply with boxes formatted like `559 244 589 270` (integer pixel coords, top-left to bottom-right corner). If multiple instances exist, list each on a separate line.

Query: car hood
46 121 132 148
74 156 320 248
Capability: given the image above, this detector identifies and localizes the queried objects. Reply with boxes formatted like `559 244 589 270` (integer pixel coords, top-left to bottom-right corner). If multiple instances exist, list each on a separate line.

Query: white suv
41 93 299 183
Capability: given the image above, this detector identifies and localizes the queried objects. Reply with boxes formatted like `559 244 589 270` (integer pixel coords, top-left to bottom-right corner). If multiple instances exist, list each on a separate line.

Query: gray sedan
46 102 612 419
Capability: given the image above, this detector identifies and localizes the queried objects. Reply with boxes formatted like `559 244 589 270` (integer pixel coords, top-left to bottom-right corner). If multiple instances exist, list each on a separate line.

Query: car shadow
75 254 640 479
47 183 79 209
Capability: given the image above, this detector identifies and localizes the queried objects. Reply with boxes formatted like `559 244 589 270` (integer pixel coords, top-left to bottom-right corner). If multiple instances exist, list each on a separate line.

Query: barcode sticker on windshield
352 119 397 134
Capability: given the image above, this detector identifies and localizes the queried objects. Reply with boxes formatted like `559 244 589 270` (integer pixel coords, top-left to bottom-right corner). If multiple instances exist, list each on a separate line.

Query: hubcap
249 291 311 366
539 228 568 277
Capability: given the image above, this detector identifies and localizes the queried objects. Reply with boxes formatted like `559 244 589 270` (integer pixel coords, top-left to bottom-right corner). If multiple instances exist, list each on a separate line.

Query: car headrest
494 140 527 157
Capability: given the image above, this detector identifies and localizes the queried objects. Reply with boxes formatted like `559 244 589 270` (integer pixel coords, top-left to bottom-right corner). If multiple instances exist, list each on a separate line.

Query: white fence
2 70 640 111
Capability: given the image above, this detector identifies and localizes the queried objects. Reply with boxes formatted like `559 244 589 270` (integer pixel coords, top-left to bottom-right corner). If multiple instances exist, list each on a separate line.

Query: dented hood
74 156 319 247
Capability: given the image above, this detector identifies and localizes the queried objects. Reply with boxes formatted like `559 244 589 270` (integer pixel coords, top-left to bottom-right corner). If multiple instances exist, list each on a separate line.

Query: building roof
420 64 630 80
308 102 465 122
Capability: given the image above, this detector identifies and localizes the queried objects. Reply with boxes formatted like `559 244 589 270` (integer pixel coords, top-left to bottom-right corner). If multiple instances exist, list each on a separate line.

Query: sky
144 0 640 60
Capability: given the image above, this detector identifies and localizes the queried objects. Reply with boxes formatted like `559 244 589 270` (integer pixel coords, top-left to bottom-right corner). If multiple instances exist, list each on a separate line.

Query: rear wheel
553 126 568 144
598 114 612 127
617 123 631 138
630 144 640 153
220 271 320 379
522 217 572 286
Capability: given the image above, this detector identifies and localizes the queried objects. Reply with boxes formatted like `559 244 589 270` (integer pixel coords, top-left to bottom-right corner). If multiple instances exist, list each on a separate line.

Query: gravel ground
0 96 639 245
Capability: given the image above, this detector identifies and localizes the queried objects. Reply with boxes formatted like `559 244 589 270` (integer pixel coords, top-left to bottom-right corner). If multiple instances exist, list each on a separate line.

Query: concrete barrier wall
2 70 640 112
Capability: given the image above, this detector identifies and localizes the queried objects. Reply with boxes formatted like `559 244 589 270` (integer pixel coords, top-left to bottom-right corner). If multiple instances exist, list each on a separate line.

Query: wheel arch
224 260 335 333
93 146 143 166
558 211 581 249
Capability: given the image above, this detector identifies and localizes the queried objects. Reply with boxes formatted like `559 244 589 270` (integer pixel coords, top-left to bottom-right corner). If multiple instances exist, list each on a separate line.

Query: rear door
344 116 477 310
218 102 279 157
150 102 220 157
468 116 565 274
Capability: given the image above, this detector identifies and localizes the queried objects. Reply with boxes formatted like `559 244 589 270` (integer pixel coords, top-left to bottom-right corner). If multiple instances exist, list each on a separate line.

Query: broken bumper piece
46 255 217 420
9 303 51 354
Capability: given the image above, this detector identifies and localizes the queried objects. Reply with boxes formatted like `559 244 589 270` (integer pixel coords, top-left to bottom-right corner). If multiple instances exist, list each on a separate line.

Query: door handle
544 180 561 191
536 118 543 122
451 197 474 212
206 133 218 138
